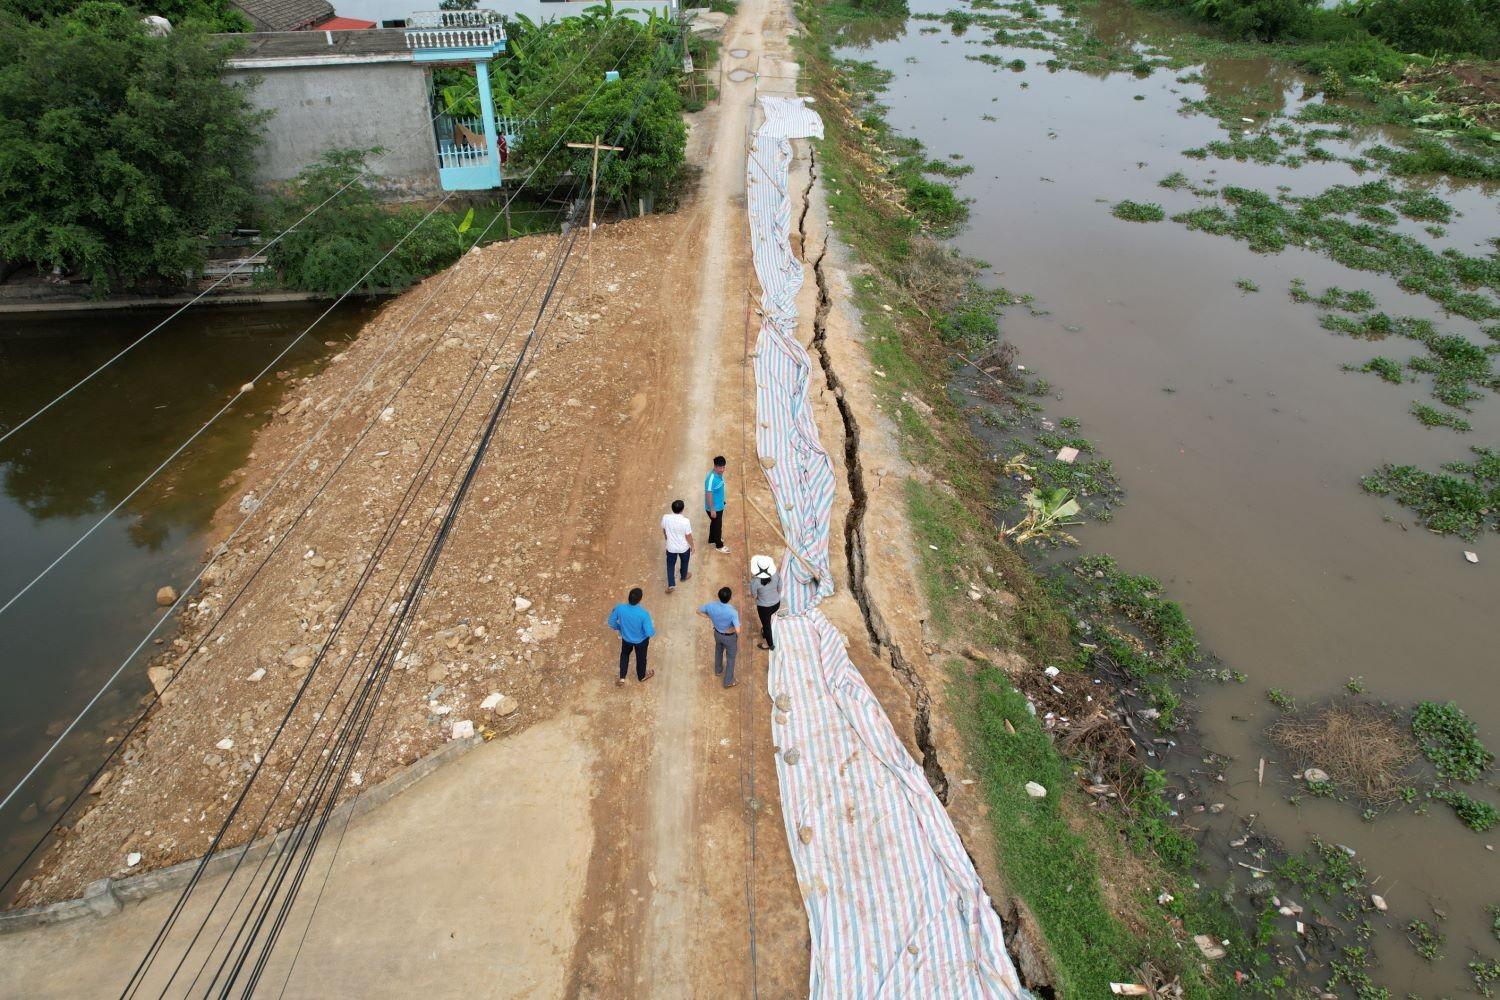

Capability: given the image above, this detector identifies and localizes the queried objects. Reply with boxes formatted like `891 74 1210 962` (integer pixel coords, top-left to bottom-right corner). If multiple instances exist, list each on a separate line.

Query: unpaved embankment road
0 0 813 993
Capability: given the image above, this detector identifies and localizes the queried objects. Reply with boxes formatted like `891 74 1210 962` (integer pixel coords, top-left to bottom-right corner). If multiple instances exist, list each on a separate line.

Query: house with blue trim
223 3 677 199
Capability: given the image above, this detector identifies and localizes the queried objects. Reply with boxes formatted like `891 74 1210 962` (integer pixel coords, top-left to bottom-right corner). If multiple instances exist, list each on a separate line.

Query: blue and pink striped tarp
748 96 1027 999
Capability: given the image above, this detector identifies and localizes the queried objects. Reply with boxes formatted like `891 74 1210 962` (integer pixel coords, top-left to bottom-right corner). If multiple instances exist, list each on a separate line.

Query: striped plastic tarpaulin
748 96 1027 999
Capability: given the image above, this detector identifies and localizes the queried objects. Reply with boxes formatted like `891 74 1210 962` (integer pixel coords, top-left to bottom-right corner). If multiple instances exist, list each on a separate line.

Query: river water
0 300 374 893
838 0 1498 991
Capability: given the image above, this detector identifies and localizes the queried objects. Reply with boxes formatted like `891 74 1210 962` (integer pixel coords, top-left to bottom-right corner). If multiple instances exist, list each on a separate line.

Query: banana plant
1002 487 1082 545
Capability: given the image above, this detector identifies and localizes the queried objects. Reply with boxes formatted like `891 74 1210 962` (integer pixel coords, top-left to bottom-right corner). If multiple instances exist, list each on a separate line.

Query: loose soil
3 0 1048 993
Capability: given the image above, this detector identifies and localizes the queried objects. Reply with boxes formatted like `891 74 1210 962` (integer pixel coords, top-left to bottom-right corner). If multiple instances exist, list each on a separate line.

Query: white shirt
661 513 693 553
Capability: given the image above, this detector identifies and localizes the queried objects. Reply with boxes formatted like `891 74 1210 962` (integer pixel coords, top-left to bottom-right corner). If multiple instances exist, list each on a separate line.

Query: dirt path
0 0 849 993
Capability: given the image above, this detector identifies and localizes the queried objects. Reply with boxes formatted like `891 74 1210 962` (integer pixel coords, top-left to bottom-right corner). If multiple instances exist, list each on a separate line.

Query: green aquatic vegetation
1200 132 1287 164
923 157 974 177
1268 688 1296 711
1290 280 1378 312
1412 700 1495 783
1392 190 1454 223
1357 204 1399 225
1368 140 1500 183
1410 402 1472 431
1349 356 1406 382
1158 170 1189 190
1111 199 1166 222
1170 183 1500 321
1236 278 1260 292
1406 333 1497 410
1436 789 1499 832
1075 555 1199 675
1474 959 1500 998
1275 838 1366 900
1362 448 1500 539
1319 311 1396 338
1405 918 1444 962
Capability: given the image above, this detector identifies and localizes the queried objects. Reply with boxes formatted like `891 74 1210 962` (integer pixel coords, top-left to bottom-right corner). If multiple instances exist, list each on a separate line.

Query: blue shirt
607 603 655 644
699 601 740 634
705 470 726 512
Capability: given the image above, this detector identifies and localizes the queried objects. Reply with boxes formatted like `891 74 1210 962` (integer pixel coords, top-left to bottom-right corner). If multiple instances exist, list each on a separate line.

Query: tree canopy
0 2 263 294
503 11 688 208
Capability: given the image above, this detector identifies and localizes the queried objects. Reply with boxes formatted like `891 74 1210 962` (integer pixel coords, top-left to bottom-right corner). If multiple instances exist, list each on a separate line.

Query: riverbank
809 0 1498 993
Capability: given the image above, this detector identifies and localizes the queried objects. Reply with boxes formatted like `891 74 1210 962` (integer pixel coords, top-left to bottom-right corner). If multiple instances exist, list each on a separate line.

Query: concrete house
223 2 683 199
224 9 515 199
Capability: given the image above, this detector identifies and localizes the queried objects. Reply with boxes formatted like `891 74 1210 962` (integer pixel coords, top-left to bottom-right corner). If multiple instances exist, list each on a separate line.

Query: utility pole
566 135 623 302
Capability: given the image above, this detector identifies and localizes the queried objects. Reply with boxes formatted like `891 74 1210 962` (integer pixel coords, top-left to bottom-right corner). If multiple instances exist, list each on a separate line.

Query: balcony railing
404 9 504 50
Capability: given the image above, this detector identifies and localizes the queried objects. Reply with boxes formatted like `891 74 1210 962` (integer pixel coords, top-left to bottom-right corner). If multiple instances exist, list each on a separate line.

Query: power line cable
107 31 663 995
0 17 643 835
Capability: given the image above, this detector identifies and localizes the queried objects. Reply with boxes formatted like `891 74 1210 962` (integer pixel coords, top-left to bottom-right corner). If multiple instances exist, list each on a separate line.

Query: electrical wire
0 16 643 833
102 29 672 995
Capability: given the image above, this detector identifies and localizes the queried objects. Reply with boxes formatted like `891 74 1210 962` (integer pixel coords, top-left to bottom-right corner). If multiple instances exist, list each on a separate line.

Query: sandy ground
0 0 1050 992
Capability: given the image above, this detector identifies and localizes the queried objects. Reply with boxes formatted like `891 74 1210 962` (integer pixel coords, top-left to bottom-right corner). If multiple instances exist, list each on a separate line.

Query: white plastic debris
247 668 266 682
1464 550 1479 563
1043 665 1060 678
1024 781 1047 799
215 738 234 751
451 719 475 740
126 852 142 868
1055 446 1080 464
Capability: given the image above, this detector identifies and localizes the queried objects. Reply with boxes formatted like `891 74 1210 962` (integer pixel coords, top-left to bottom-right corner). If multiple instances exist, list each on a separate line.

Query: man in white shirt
661 499 694 593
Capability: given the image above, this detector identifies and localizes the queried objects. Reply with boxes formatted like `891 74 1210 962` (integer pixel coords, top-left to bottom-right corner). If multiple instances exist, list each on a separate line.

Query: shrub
1296 35 1412 81
266 150 465 295
1355 0 1500 58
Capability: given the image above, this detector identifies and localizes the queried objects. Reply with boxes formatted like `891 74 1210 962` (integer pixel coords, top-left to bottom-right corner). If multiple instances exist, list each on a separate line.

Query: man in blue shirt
606 587 656 686
704 455 729 554
696 586 741 688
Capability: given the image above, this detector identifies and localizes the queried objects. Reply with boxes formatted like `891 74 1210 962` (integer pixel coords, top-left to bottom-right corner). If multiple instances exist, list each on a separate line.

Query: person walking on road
704 456 729 554
607 588 655 687
748 554 781 652
662 499 694 593
697 586 740 689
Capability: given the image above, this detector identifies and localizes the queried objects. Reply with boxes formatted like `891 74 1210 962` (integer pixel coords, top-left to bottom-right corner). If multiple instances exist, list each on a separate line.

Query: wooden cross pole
566 135 624 302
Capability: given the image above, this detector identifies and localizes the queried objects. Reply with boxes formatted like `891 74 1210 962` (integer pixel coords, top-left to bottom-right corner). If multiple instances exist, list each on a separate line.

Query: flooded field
0 300 375 891
839 0 1497 991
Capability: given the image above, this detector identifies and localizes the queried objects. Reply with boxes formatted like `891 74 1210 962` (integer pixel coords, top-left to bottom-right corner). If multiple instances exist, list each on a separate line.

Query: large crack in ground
799 148 950 805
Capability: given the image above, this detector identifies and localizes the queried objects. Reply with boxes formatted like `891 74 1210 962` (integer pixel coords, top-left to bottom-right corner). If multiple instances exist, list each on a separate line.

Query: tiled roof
230 0 336 32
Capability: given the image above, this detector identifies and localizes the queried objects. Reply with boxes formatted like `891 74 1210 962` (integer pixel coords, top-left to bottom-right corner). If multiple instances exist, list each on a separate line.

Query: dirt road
2 0 820 994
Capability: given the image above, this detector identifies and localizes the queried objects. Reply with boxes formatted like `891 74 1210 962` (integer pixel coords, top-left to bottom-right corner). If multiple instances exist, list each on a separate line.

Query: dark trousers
707 508 725 548
666 549 691 587
757 602 779 650
619 637 649 680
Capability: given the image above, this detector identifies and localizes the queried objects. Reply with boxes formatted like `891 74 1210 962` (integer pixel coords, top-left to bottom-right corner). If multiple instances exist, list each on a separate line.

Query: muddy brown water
840 0 1498 992
0 300 376 896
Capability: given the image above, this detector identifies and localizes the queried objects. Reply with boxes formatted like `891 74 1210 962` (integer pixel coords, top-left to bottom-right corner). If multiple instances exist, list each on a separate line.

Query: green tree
265 149 465 295
0 3 263 294
510 20 687 208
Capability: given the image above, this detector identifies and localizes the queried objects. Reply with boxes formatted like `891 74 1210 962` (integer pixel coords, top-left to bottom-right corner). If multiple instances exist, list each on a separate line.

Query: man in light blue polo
696 586 740 689
704 455 729 554
607 587 656 687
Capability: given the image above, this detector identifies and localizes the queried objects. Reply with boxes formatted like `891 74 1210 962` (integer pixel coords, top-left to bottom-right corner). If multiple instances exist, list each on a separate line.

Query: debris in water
1464 550 1479 563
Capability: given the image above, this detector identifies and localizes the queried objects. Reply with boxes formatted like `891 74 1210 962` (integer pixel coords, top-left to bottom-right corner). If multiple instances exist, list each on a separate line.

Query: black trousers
619 637 649 680
707 508 725 548
757 602 779 649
